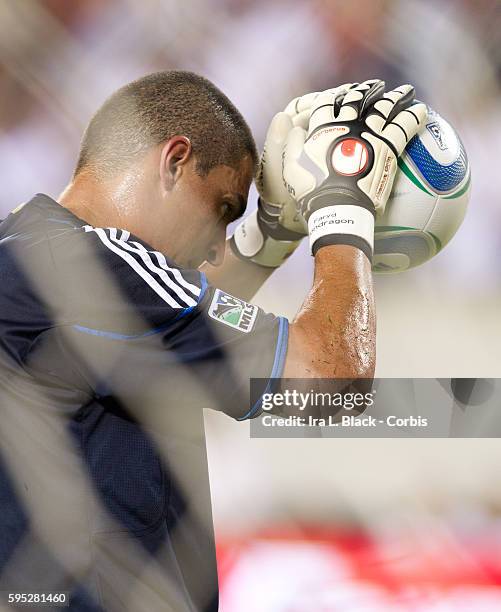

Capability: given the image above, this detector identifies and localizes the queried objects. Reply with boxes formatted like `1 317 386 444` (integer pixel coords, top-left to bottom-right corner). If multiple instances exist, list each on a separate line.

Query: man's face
153 154 254 269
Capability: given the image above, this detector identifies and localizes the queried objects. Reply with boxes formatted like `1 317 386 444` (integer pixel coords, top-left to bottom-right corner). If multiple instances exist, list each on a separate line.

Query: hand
256 83 356 236
230 84 355 267
282 79 427 259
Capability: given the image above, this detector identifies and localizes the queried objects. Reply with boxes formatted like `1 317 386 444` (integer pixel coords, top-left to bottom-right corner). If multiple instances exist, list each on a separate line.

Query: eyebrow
226 193 247 221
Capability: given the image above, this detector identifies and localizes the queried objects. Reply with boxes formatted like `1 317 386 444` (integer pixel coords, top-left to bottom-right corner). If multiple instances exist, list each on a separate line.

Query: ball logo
426 121 447 151
332 138 369 176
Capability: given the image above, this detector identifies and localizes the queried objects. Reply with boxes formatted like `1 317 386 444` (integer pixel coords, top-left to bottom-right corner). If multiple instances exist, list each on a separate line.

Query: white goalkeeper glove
231 84 355 267
283 79 427 259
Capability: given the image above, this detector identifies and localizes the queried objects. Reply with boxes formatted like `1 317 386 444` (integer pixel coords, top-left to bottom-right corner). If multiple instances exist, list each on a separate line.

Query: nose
206 234 226 267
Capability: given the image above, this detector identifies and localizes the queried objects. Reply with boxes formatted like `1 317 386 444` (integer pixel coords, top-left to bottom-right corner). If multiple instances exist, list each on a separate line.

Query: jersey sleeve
45 224 288 421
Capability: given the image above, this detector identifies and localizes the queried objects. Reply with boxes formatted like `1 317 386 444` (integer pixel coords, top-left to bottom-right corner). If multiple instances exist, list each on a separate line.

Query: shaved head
75 70 258 179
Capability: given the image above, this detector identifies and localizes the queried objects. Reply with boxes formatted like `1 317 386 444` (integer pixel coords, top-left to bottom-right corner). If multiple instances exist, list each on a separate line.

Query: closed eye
220 195 246 223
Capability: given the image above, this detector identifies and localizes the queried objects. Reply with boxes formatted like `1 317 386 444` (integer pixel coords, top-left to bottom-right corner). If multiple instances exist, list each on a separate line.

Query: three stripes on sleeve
83 225 203 310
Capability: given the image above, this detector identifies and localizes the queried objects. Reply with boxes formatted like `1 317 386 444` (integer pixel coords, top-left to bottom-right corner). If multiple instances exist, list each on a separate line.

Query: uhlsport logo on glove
208 290 257 333
331 138 369 176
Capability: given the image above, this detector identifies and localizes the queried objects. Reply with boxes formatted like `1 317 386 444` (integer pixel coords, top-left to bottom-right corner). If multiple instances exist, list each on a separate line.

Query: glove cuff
231 209 301 268
308 205 375 260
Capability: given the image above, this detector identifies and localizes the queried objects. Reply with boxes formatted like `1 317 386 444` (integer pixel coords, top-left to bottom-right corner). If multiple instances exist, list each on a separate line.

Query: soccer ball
372 107 471 274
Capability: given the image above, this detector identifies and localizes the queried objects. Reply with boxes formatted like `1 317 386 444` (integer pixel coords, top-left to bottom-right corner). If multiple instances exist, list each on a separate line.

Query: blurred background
1 0 500 609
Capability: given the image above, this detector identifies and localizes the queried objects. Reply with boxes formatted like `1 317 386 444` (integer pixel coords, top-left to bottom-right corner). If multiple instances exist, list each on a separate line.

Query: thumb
282 125 314 203
266 111 294 149
258 112 294 202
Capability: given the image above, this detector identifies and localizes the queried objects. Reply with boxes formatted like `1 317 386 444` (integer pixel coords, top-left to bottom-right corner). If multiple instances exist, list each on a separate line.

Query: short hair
74 71 258 178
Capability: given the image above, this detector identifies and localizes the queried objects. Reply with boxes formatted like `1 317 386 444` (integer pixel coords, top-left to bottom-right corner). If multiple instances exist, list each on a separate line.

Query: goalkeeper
0 72 424 611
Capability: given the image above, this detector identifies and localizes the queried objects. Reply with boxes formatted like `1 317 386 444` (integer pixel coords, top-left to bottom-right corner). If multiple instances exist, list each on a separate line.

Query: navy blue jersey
0 194 288 611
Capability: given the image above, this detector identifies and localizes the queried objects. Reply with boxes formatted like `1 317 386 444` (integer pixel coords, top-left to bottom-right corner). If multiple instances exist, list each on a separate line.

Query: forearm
200 239 274 301
284 245 375 379
256 79 422 382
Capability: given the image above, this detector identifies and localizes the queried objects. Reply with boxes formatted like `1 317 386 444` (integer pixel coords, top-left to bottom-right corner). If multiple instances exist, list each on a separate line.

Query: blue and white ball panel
372 108 470 273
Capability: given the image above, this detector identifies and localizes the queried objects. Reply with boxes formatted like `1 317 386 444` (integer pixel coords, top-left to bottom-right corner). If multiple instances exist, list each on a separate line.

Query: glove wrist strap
308 205 375 260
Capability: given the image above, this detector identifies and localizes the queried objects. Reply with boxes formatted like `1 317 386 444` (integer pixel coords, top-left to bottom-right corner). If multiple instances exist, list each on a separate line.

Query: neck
58 170 148 236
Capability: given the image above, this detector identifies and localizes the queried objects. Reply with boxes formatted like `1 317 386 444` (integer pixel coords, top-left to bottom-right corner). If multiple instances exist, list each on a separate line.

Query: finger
378 103 425 156
282 126 314 203
292 108 311 129
309 88 353 129
284 91 320 116
341 87 366 106
265 112 294 149
257 112 293 199
358 78 384 89
335 97 359 122
283 125 307 176
331 83 358 117
366 86 427 154
283 96 300 116
339 79 385 119
310 80 385 130
364 110 386 135
285 84 357 128
288 92 328 128
358 79 386 116
308 90 337 131
365 87 407 134
370 84 416 121
386 101 427 154
370 97 393 120
341 79 384 105
324 82 357 97
384 84 415 123
379 121 408 156
404 101 428 131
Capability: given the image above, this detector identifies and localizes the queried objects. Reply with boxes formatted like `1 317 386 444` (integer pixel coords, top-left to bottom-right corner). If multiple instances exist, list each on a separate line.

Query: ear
159 136 192 193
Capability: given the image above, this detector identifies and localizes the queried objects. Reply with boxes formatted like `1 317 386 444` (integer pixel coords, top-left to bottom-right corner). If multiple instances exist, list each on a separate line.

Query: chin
181 255 204 269
174 246 207 269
